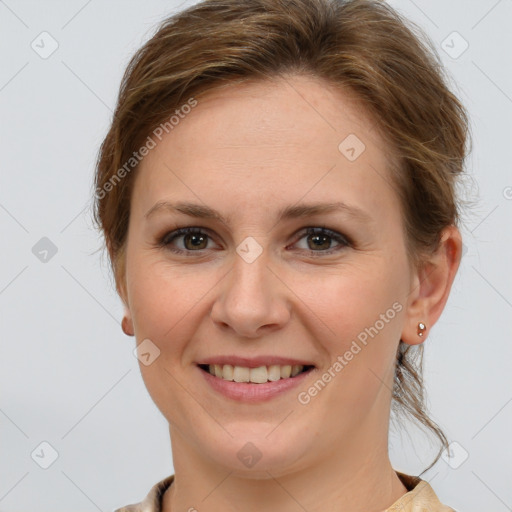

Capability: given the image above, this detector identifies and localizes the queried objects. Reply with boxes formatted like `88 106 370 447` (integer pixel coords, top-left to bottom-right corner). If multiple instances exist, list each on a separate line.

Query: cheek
297 260 404 346
126 257 216 421
127 255 213 342
292 261 405 407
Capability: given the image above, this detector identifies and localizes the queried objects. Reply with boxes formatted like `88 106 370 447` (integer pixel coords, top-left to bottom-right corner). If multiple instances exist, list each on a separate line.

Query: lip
197 364 316 403
195 355 315 368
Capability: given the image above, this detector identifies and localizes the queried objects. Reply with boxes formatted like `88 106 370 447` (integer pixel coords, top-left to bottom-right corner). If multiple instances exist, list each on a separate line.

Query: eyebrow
145 200 373 225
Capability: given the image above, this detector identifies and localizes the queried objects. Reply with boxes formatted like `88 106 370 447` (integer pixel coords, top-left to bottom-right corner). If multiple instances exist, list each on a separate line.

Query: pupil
309 234 330 250
186 233 207 249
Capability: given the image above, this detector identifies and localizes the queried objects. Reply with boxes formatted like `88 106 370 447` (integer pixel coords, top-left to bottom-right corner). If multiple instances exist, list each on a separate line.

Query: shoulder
387 472 456 512
113 474 174 512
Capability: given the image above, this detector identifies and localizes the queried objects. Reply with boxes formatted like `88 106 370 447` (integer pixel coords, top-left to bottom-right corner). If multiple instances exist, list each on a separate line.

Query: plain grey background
1 0 511 510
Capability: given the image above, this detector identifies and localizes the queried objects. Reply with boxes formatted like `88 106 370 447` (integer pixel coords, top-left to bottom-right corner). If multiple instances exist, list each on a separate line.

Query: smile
198 364 314 384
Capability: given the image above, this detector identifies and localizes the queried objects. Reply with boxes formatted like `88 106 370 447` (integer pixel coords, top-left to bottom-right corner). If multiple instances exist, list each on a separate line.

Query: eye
158 226 350 256
292 227 350 255
159 227 216 254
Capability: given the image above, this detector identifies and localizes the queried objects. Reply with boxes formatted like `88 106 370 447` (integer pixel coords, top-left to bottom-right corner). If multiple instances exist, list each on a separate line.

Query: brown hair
93 0 471 473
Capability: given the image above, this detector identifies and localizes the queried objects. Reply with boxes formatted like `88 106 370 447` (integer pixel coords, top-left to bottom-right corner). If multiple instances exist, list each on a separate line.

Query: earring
121 316 134 336
417 322 427 337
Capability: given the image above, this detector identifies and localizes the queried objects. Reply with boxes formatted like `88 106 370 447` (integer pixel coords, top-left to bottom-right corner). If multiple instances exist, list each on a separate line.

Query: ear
119 286 134 337
401 225 462 345
121 314 134 336
115 253 134 337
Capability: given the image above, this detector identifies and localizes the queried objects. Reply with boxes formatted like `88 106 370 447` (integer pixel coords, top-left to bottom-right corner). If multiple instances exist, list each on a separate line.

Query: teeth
233 366 250 382
222 364 234 381
280 365 292 378
250 366 268 383
291 364 302 377
268 365 281 381
206 364 307 383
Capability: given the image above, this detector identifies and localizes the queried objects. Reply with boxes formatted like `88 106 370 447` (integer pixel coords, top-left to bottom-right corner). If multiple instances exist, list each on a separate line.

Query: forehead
132 74 400 223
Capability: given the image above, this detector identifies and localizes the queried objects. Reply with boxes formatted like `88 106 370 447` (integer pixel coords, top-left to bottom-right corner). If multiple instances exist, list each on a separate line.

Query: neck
162 422 408 512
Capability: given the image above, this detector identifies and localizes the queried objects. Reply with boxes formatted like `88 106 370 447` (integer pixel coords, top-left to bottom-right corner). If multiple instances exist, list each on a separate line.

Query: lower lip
198 366 314 402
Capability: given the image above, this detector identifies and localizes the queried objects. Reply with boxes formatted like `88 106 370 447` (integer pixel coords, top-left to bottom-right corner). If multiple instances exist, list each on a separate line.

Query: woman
94 0 470 510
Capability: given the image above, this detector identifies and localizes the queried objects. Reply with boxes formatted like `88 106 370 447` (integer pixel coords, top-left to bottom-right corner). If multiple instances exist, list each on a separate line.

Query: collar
114 471 454 512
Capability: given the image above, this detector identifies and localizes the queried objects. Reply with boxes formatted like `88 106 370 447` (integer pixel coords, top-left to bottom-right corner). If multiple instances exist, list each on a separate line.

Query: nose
210 249 291 338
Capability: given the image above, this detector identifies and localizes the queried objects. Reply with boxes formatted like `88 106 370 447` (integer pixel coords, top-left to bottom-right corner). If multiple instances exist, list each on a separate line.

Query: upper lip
196 356 315 368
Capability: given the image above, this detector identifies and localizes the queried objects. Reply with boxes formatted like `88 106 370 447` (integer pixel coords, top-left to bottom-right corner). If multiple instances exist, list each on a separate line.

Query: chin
198 422 313 478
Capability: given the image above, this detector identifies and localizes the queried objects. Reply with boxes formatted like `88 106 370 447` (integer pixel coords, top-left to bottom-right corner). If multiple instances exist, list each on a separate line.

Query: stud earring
417 322 427 337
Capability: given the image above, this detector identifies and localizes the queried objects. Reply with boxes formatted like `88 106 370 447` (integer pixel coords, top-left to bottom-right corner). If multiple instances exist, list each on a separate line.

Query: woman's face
121 75 422 476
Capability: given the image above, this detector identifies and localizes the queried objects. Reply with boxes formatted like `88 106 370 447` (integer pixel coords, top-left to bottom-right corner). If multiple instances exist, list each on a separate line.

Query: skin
118 74 462 512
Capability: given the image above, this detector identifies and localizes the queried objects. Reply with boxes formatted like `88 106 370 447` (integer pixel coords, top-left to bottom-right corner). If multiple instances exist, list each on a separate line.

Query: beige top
114 472 455 512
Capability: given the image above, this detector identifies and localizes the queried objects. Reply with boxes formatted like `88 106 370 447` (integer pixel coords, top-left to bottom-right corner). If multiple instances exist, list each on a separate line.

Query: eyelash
157 226 351 257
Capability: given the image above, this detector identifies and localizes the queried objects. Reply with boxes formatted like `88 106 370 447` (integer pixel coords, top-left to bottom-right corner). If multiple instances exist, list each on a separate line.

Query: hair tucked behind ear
93 0 471 473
